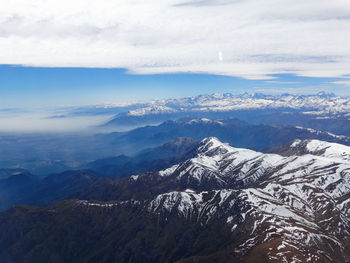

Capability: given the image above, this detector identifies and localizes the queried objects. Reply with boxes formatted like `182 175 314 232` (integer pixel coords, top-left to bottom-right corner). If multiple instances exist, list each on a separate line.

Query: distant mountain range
1 137 350 262
55 92 349 126
85 92 340 119
100 92 350 135
113 92 342 117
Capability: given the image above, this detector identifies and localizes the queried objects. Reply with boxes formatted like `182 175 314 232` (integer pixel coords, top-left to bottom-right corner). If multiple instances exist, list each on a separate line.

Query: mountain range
2 117 350 176
1 137 350 262
100 118 350 154
2 92 350 262
100 92 350 135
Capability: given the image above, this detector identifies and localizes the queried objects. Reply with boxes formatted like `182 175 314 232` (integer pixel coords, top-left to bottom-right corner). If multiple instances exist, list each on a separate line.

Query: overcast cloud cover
1 0 350 80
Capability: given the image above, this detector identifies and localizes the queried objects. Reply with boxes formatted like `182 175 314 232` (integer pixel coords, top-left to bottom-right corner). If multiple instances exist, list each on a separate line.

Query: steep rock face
1 138 350 262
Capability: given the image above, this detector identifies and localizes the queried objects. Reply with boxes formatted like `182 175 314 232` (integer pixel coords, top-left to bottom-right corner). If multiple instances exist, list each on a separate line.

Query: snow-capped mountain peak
185 118 224 125
290 139 350 161
197 137 232 154
154 137 283 187
126 105 177 116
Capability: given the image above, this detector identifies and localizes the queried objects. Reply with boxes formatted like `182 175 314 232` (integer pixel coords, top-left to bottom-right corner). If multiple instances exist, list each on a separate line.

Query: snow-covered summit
197 136 232 154
154 137 283 187
290 139 350 161
185 118 224 125
126 105 177 116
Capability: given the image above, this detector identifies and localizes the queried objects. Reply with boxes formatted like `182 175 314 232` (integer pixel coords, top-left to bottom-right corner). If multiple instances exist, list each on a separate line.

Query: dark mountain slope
85 137 199 178
24 170 99 206
0 170 99 211
0 197 245 263
0 173 40 211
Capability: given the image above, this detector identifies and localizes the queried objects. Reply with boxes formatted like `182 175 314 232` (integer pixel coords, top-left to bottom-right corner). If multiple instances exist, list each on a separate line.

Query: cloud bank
1 0 350 79
0 110 111 133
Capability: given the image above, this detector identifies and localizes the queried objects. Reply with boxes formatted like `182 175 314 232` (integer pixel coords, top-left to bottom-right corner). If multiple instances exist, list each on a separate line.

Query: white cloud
0 0 350 79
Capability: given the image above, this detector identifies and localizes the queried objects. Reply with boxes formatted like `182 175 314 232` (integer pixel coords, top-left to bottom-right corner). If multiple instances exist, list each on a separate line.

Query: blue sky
1 65 349 108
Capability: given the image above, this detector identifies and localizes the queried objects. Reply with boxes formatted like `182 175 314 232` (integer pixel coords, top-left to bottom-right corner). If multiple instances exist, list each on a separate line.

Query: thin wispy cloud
332 80 350 86
0 0 350 79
